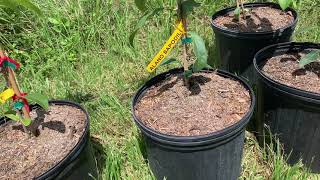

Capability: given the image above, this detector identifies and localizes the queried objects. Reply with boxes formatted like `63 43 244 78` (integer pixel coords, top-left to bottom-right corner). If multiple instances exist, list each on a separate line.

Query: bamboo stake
0 49 32 134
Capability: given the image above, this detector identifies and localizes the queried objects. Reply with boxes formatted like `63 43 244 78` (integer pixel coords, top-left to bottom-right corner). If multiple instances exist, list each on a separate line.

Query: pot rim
211 2 298 36
131 68 256 146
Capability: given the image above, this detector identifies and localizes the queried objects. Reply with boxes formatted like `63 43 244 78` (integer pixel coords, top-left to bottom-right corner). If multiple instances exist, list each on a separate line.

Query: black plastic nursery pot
254 42 320 173
132 69 255 180
0 100 98 180
211 2 298 81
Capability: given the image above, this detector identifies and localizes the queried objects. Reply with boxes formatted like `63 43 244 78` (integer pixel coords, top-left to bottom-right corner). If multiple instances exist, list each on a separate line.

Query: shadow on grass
66 91 96 104
137 133 148 162
91 136 107 179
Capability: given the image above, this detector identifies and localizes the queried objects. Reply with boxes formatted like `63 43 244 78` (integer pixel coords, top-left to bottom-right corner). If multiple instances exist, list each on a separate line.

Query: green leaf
234 7 241 19
160 58 177 66
0 1 12 8
0 0 17 9
134 0 147 12
21 118 32 126
5 113 20 122
4 109 16 115
25 93 49 110
0 0 42 16
16 0 42 16
278 0 292 10
189 32 211 72
299 50 320 68
5 112 32 126
181 0 200 16
129 8 164 47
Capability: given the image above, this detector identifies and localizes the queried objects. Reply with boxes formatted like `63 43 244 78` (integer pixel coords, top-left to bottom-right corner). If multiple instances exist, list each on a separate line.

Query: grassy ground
1 0 320 179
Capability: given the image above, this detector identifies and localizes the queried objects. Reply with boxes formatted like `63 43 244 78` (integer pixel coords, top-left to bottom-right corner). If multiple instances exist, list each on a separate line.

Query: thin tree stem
17 111 31 137
236 0 241 22
240 0 246 19
177 0 190 87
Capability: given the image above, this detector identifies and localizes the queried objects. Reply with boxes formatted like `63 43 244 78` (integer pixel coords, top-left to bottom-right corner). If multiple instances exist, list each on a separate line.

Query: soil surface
0 105 86 180
135 72 251 136
262 52 320 94
213 7 294 32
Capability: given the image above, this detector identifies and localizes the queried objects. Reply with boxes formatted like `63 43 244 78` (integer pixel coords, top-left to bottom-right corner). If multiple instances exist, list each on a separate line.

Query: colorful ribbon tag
146 21 185 72
0 56 20 70
13 101 24 110
0 88 15 104
181 37 192 44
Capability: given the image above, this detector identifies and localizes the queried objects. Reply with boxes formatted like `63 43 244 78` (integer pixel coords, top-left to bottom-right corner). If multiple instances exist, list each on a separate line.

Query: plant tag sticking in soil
146 21 185 72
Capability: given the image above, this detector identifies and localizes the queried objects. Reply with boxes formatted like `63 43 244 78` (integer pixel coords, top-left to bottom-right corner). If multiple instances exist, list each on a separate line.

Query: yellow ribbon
146 21 185 72
0 88 14 104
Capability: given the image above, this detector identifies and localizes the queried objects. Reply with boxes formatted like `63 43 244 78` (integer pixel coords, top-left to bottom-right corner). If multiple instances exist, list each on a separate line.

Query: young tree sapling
131 0 211 87
0 49 49 136
233 0 298 21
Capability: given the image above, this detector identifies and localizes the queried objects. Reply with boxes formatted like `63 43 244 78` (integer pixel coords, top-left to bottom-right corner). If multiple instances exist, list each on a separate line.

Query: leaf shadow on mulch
12 108 65 136
222 11 273 32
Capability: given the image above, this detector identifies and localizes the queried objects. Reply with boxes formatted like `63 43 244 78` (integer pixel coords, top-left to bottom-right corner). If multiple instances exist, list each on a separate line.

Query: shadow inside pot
222 11 273 32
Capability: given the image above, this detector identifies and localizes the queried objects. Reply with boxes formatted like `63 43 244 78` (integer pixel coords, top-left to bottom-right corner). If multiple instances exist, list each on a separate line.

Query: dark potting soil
213 7 294 32
0 105 86 180
262 52 320 94
135 72 251 136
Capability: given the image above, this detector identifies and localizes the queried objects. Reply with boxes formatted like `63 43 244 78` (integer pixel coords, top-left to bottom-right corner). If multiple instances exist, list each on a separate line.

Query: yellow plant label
0 88 14 104
146 21 185 72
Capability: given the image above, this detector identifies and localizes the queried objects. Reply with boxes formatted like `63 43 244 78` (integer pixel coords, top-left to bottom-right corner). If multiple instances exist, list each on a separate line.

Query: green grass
1 0 320 179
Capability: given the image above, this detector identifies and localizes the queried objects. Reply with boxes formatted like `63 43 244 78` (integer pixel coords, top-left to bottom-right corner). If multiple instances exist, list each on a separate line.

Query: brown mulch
134 72 251 136
213 7 294 32
262 52 320 94
0 105 86 180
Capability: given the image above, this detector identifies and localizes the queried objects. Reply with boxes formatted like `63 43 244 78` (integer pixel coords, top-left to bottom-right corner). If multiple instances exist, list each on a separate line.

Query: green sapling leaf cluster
234 0 246 21
1 92 49 129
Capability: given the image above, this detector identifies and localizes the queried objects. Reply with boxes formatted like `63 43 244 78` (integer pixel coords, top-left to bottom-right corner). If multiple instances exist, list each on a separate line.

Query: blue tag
181 37 192 44
14 101 24 110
